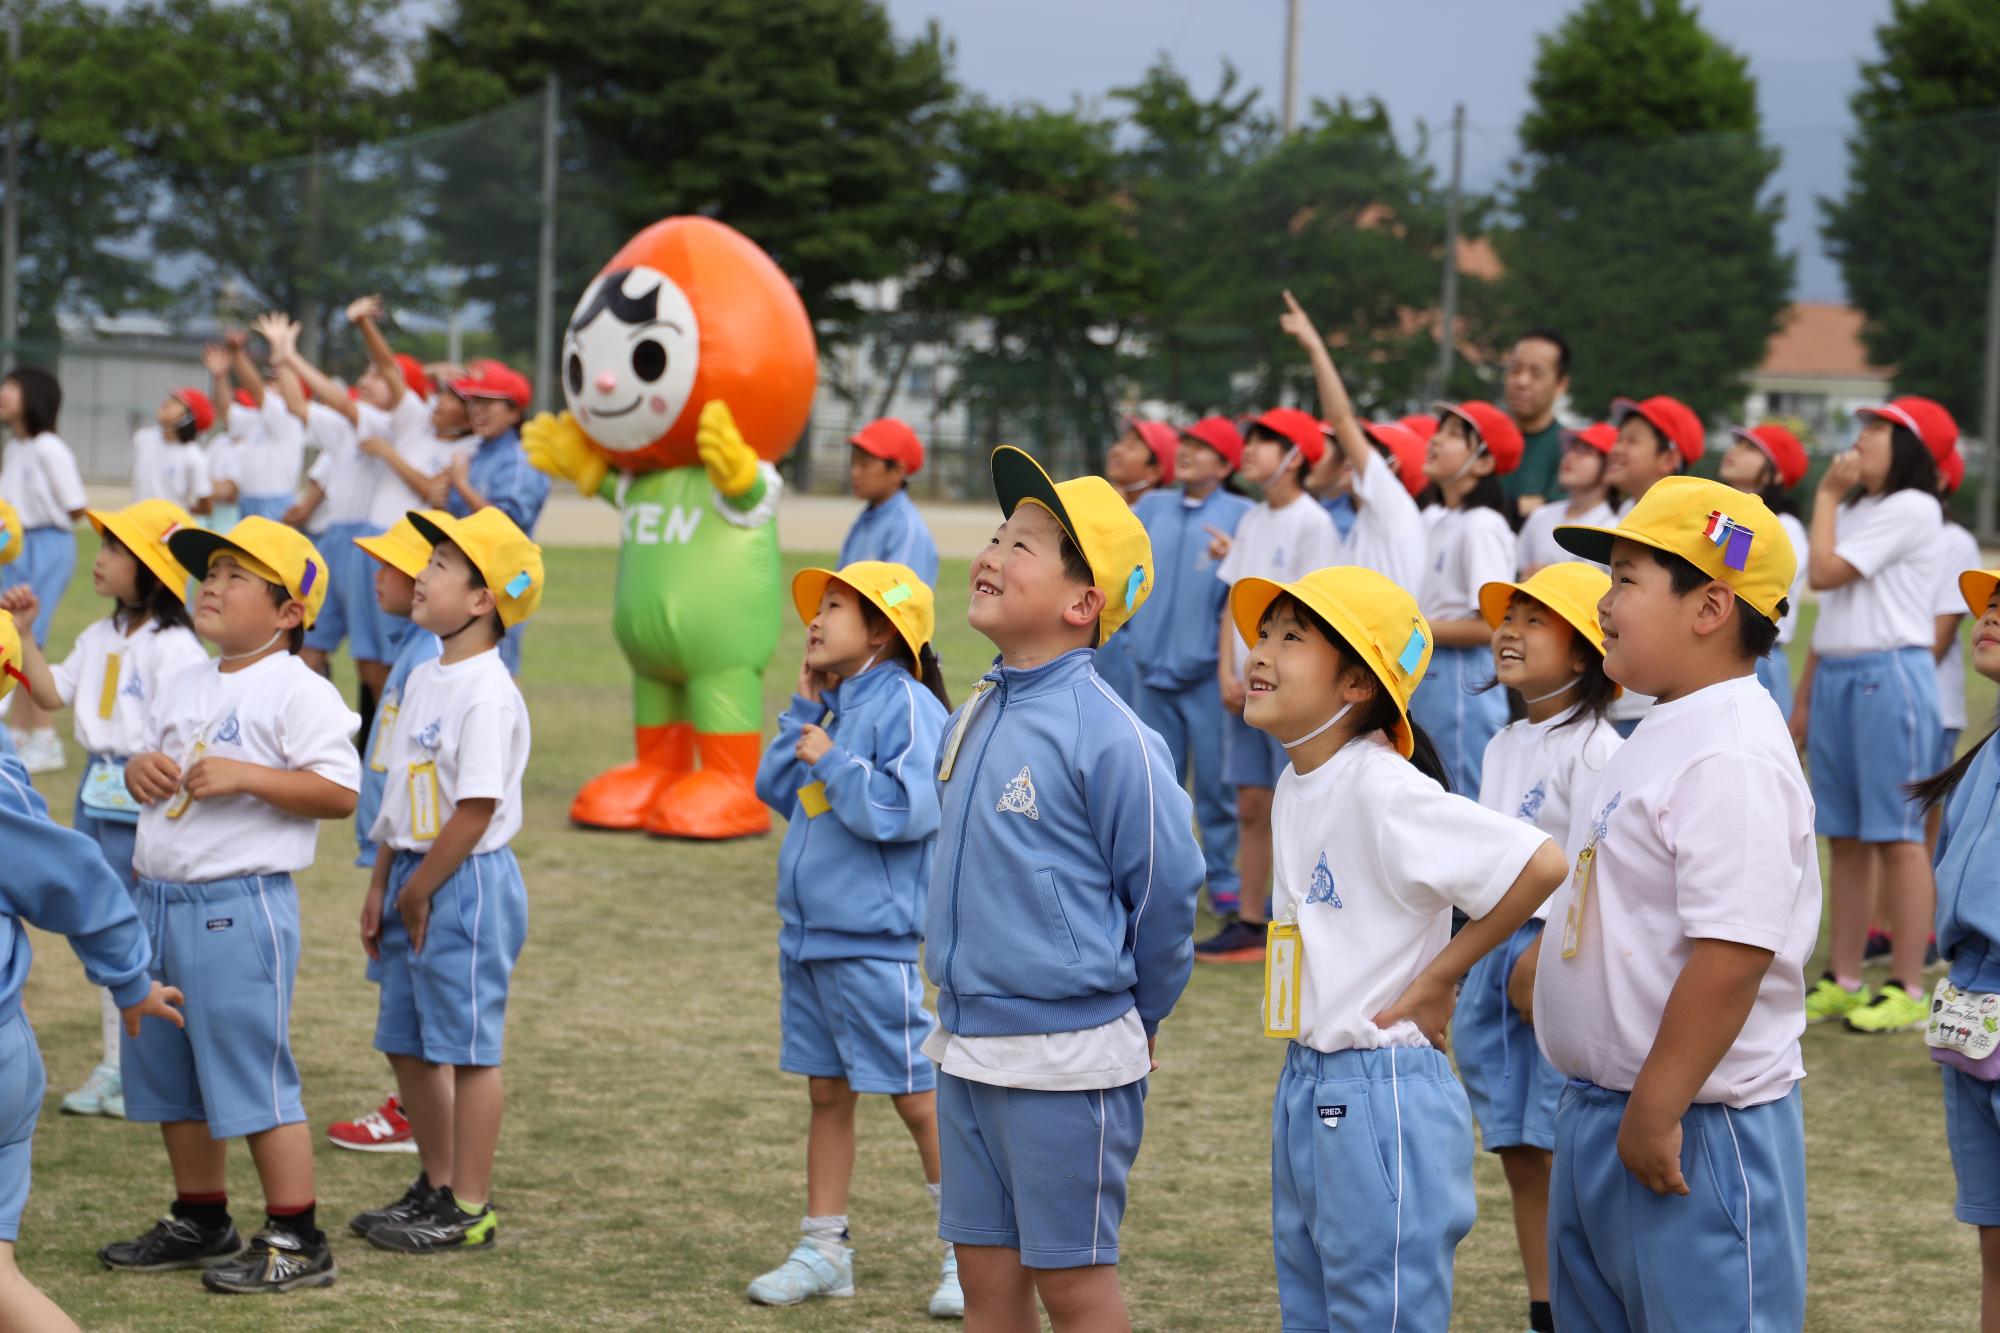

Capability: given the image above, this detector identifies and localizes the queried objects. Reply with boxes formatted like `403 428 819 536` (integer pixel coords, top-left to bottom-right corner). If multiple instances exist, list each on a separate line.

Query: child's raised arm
0 597 62 710
347 294 406 410
226 329 264 411
1279 290 1376 480
262 312 358 427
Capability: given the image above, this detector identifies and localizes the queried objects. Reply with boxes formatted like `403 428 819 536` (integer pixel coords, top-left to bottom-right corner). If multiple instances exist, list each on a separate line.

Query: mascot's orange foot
570 724 695 830
642 731 770 840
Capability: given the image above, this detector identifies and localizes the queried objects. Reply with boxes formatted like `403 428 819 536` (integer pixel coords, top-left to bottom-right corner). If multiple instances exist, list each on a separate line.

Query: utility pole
1980 134 2000 543
1281 0 1301 136
534 72 560 412
1434 103 1466 400
3 13 21 362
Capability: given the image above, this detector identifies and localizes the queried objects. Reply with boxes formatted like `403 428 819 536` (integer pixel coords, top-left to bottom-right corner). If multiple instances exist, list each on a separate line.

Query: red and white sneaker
326 1094 418 1153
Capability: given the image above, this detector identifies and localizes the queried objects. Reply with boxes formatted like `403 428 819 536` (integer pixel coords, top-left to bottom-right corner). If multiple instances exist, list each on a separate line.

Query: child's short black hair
1516 327 1572 378
1643 547 1781 660
262 580 307 654
6 367 61 436
457 546 507 640
108 534 193 635
1052 528 1103 646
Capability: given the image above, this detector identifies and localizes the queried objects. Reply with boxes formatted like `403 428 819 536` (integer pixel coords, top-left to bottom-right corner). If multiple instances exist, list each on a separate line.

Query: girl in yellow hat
1458 562 1623 1333
746 561 958 1316
1228 565 1567 1332
0 499 208 1120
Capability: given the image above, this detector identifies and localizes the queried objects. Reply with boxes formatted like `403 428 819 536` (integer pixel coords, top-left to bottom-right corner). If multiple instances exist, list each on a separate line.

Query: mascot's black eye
566 352 583 396
632 340 667 383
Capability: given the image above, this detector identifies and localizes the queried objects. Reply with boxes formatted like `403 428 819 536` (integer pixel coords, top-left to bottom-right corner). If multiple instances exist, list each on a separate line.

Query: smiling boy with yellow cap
1535 475 1819 1331
922 447 1202 1330
352 506 542 1258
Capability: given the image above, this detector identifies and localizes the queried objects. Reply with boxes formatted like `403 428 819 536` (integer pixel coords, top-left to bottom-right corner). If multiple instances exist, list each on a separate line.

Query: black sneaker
349 1177 431 1238
1863 929 1893 963
366 1186 497 1254
99 1214 242 1271
200 1227 337 1294
1194 919 1267 964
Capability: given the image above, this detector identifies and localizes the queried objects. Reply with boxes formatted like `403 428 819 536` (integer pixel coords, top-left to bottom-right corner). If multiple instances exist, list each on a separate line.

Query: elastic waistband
136 873 295 904
85 752 132 766
1816 646 1930 669
389 847 517 872
1283 1042 1453 1083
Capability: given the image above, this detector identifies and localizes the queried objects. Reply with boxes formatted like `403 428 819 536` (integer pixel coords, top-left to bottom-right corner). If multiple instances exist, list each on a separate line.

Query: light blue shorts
1454 920 1563 1153
1939 1064 2000 1225
14 527 74 645
1939 728 1964 775
1407 644 1507 798
123 874 304 1139
71 757 138 895
374 848 529 1067
1753 643 1792 720
236 494 291 522
303 522 388 661
1550 1081 1806 1333
0 1012 45 1242
779 953 936 1095
938 1071 1145 1269
1271 1043 1475 1333
1807 648 1941 843
1223 706 1286 789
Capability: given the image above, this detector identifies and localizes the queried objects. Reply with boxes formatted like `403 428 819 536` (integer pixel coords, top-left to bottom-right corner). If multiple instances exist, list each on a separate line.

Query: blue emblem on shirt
1516 780 1547 823
1589 791 1622 844
213 710 241 745
120 670 145 701
1303 851 1342 908
416 720 443 751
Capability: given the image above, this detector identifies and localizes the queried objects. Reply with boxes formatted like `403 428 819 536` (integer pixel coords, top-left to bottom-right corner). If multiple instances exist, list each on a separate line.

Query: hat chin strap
1523 676 1581 706
1283 700 1354 751
440 613 484 642
219 628 285 663
1442 442 1488 487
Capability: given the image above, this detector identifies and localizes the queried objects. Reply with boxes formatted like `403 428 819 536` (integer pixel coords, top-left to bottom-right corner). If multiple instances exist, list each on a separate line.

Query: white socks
802 1214 849 1260
98 988 120 1069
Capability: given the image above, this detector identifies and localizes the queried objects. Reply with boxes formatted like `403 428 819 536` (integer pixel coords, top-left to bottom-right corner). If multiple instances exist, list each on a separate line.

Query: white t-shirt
922 1010 1150 1092
306 396 431 528
206 433 242 490
1215 494 1339 674
1419 505 1515 622
1934 520 1984 731
1812 490 1941 656
227 397 306 499
1534 675 1819 1108
370 648 530 856
365 421 462 532
1775 512 1808 646
1516 497 1615 576
134 652 360 883
0 432 87 529
51 618 208 758
1273 735 1552 1053
129 428 213 512
1337 453 1427 592
1477 705 1623 922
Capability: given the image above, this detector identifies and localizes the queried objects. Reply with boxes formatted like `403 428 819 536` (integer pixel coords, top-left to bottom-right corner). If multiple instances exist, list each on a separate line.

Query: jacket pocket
1035 868 1082 966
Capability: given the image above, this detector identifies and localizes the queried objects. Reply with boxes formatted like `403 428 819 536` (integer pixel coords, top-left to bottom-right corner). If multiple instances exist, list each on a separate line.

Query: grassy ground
9 541 1996 1331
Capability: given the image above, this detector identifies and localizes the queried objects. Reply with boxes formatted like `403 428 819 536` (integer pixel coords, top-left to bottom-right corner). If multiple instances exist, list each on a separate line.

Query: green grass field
9 541 1996 1330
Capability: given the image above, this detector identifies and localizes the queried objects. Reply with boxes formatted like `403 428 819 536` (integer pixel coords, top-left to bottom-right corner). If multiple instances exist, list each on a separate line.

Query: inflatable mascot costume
523 217 817 839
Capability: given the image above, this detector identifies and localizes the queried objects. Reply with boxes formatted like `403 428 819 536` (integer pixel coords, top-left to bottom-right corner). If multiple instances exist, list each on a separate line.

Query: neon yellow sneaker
1845 982 1928 1034
1804 976 1870 1025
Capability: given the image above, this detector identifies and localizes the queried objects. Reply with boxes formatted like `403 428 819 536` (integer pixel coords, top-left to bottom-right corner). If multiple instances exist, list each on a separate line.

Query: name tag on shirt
369 703 399 774
1264 920 1302 1038
98 653 122 720
797 781 830 818
408 761 442 840
164 741 204 819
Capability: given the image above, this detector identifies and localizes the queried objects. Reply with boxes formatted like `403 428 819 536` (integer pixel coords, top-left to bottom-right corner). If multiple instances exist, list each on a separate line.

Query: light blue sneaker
746 1240 854 1306
59 1063 120 1117
928 1243 964 1319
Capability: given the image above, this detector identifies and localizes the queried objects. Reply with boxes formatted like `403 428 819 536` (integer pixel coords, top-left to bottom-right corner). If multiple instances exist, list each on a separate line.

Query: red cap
170 387 214 434
1435 400 1526 475
1856 395 1958 462
1360 421 1429 496
1398 414 1439 444
233 388 256 409
1125 418 1178 485
1180 417 1244 472
1730 422 1807 490
1562 422 1616 454
451 361 533 410
849 417 925 475
1940 446 1965 495
1612 395 1705 464
1250 407 1326 465
394 353 432 401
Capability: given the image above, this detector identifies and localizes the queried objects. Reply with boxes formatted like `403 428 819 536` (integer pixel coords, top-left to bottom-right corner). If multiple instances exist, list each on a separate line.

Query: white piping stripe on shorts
467 857 486 1063
1092 1089 1107 1265
1390 1046 1403 1333
253 878 284 1124
1723 1107 1754 1324
900 962 915 1094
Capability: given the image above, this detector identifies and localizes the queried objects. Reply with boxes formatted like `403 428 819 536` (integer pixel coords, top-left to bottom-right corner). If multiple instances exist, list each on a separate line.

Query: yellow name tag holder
368 703 399 774
97 653 122 720
408 760 442 840
1264 919 1302 1038
163 740 204 819
1560 844 1596 959
797 781 830 818
937 682 995 782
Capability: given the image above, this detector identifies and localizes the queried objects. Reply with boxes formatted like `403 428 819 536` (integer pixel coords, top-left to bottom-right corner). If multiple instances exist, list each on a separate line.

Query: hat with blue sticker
406 507 544 628
989 445 1155 646
792 560 936 664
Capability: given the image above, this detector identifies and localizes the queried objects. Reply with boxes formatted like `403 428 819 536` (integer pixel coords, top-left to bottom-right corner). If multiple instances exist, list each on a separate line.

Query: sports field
11 543 1995 1330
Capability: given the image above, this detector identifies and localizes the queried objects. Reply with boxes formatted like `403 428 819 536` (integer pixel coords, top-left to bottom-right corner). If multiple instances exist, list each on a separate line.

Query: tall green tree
1822 0 2000 420
1489 0 1792 423
411 0 956 350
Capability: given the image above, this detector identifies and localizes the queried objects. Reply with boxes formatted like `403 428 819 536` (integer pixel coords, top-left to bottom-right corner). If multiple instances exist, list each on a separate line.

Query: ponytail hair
1908 727 1995 814
861 598 952 711
915 642 952 711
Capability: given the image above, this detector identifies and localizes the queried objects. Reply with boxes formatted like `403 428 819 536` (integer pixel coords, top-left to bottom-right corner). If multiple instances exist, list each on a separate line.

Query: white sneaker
21 731 62 775
928 1242 964 1318
59 1063 121 1117
747 1240 854 1306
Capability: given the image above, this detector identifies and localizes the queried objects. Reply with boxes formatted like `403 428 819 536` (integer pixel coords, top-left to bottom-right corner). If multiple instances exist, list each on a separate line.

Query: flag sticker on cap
1702 510 1754 572
1397 625 1426 675
505 570 533 598
882 583 913 608
299 559 317 595
1125 565 1146 610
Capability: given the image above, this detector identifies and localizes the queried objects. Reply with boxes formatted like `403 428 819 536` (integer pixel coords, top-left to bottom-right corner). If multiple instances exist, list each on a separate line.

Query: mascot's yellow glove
696 399 761 499
522 410 609 498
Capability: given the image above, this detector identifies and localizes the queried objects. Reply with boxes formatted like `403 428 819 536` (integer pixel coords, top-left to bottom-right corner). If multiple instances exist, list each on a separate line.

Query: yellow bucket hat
0 498 21 566
990 445 1154 645
86 500 197 594
1479 562 1620 700
1229 566 1432 758
792 561 936 665
1961 568 2000 620
0 605 21 703
407 508 544 628
169 515 332 629
1554 475 1794 624
354 510 446 580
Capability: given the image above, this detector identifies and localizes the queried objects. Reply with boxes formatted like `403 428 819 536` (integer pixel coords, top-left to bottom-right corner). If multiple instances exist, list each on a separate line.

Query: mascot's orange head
562 217 817 473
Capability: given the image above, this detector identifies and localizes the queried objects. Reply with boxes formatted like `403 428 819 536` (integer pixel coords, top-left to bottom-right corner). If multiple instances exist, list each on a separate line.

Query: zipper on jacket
942 674 1006 1032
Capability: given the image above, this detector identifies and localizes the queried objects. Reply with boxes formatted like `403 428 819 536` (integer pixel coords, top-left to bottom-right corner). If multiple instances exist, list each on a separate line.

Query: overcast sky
882 0 1896 303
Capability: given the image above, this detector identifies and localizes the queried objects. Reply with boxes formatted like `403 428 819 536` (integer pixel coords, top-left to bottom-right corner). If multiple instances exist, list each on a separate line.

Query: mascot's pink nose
595 371 618 394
